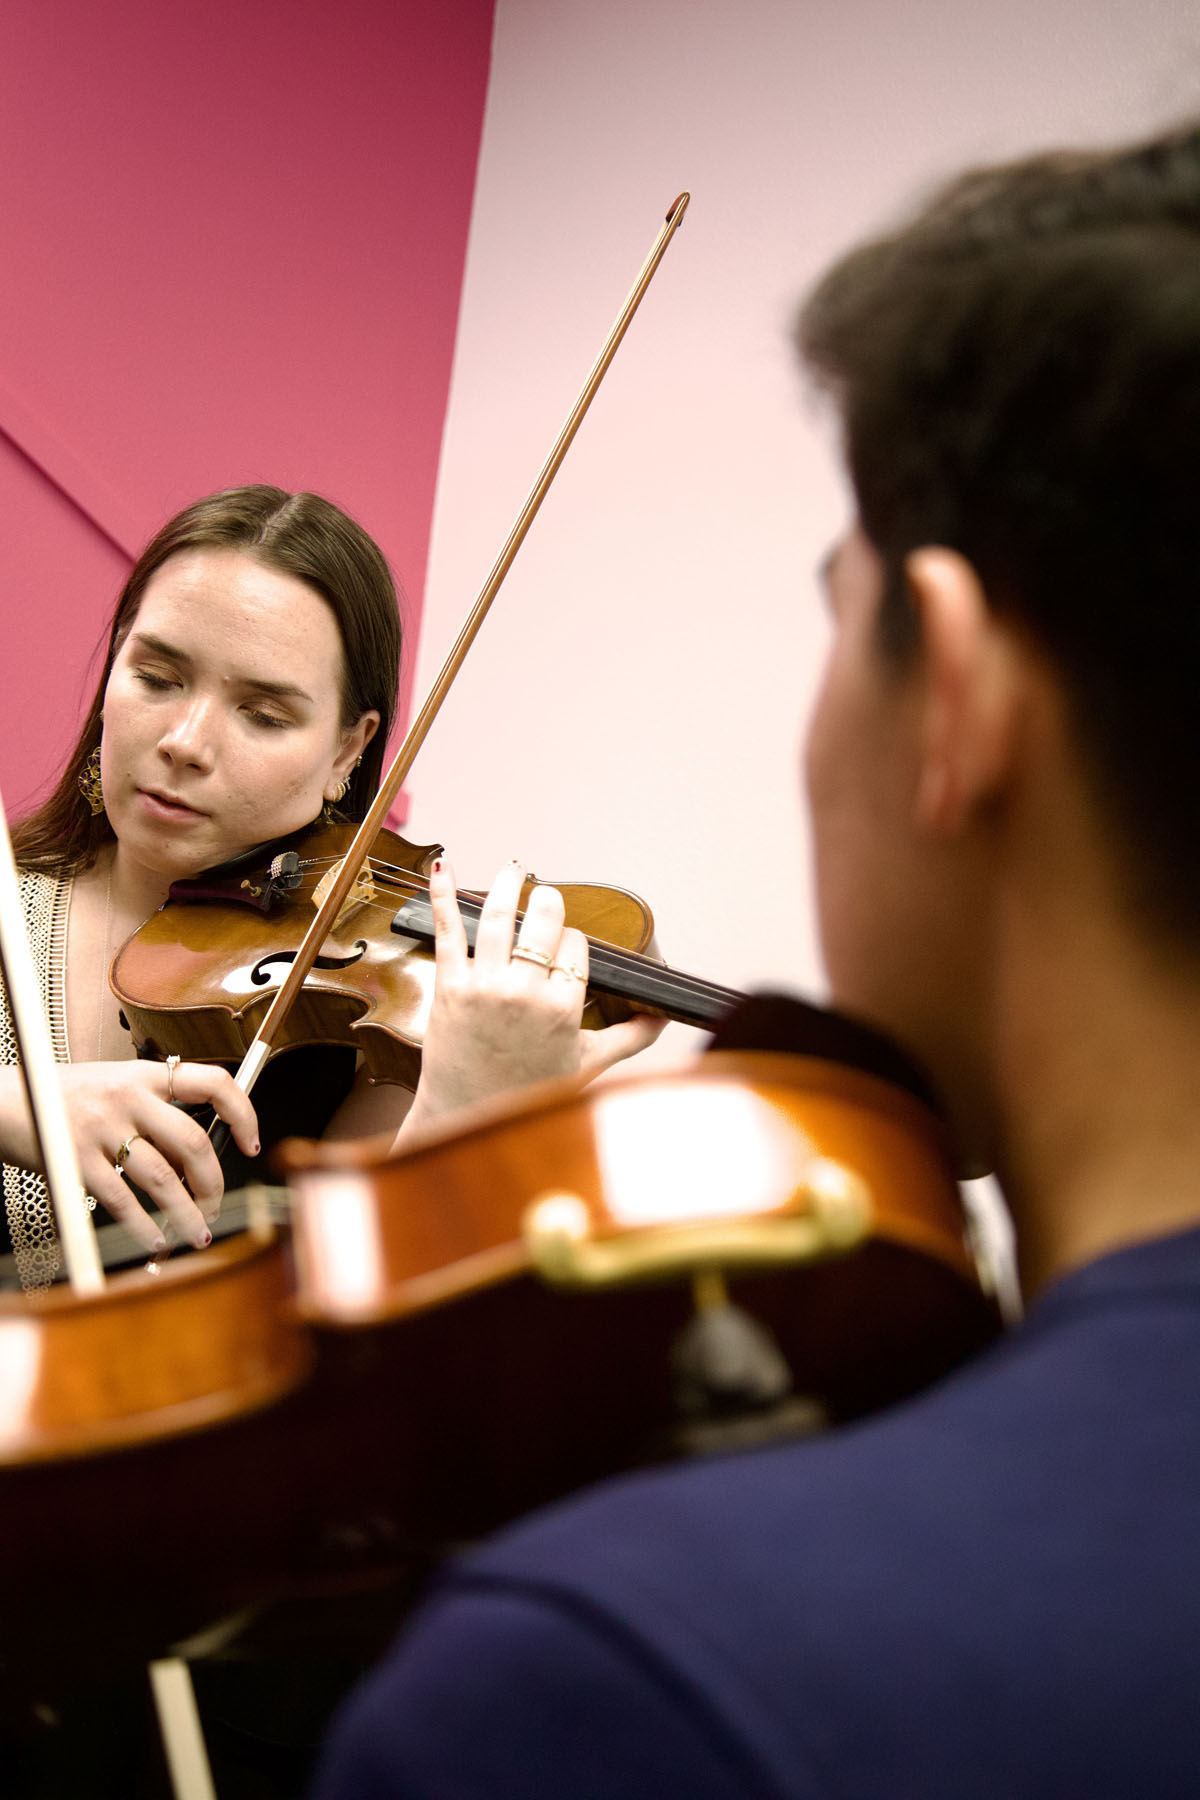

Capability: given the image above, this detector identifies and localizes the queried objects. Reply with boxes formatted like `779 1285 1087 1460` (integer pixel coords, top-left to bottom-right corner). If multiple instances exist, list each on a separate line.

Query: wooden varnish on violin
274 1026 1002 1544
0 1222 309 1463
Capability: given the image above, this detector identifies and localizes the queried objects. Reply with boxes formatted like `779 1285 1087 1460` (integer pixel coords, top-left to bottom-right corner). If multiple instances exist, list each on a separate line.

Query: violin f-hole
250 942 369 986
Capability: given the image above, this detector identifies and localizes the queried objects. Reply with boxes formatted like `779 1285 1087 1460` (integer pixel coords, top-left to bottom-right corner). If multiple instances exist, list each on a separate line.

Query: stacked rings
511 946 554 969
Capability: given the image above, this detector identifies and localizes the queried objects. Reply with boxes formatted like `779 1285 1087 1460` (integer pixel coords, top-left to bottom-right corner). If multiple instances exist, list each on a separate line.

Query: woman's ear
328 710 380 794
905 548 1022 837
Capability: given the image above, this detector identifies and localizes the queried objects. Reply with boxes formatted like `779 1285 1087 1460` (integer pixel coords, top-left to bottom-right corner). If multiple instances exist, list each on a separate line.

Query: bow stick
221 192 690 1111
0 783 102 1292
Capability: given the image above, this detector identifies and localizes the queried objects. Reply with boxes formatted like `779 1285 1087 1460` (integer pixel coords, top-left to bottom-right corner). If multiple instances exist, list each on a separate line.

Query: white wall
407 0 1199 1073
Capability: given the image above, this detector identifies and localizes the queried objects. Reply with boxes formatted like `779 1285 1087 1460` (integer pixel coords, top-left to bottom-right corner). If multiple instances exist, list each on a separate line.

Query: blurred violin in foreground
271 992 1002 1537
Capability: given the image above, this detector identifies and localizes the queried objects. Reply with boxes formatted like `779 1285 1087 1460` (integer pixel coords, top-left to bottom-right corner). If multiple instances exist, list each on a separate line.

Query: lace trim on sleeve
1 869 71 1290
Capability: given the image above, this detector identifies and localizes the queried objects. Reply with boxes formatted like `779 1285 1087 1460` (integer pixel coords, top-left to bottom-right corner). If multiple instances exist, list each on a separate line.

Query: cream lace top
0 868 71 1290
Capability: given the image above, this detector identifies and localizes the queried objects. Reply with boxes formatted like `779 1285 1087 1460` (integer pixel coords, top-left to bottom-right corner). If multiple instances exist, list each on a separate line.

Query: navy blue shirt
314 1226 1200 1798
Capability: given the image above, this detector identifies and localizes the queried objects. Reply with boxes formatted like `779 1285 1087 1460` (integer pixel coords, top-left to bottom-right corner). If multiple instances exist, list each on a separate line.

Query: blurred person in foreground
314 119 1200 1799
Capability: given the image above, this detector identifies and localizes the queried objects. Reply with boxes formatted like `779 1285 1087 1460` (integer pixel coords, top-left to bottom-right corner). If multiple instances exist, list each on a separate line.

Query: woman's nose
157 696 217 769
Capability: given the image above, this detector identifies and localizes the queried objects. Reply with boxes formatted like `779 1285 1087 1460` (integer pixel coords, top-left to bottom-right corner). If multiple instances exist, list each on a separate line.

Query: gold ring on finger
511 946 554 969
165 1054 181 1104
551 962 588 982
114 1134 144 1174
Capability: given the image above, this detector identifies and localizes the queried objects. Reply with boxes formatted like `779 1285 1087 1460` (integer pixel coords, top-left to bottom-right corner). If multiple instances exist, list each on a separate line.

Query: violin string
305 894 739 1008
251 853 741 1008
291 900 738 1010
315 867 738 1004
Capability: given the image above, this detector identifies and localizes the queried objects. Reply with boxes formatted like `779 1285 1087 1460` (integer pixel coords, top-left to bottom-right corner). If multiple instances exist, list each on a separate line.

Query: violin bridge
312 856 378 927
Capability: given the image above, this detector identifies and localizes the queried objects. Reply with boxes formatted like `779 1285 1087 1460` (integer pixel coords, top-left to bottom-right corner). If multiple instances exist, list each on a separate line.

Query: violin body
0 1224 309 1464
110 823 657 1087
0 1225 329 1678
275 1046 1002 1543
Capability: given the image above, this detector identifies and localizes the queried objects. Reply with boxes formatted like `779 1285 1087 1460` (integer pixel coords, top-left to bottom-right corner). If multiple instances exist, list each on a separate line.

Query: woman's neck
105 843 173 927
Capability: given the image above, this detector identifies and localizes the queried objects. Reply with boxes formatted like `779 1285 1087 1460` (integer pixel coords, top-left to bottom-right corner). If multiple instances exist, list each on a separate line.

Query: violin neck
585 939 743 1027
391 896 742 1029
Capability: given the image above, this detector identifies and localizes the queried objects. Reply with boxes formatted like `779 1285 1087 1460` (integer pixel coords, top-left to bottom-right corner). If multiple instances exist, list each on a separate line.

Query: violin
269 1008 1001 1544
109 820 742 1089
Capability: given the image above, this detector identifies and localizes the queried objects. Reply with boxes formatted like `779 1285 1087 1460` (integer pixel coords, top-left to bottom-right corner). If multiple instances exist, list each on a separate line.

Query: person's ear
905 548 1021 837
327 710 380 796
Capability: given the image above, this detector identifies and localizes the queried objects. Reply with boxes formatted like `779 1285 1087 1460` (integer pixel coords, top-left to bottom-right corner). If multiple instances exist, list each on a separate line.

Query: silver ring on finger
511 945 554 969
165 1054 181 1104
114 1134 144 1174
550 962 588 982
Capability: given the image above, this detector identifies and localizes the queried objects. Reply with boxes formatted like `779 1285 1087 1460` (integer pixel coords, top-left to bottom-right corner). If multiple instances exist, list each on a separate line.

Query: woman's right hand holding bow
0 1058 260 1254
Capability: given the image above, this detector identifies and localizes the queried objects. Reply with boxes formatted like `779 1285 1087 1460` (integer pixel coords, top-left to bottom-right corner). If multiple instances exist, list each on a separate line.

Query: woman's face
101 548 377 887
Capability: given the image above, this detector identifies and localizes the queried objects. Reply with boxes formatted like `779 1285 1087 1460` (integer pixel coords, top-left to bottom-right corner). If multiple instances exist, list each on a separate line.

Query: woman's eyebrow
131 629 191 663
129 631 314 702
237 674 314 702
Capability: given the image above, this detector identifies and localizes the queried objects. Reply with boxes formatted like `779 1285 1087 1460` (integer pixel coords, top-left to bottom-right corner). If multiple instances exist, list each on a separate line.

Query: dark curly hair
797 120 1200 938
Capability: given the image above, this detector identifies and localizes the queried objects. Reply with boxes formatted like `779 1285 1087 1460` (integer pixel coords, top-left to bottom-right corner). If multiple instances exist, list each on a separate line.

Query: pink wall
416 0 1194 1041
0 0 494 817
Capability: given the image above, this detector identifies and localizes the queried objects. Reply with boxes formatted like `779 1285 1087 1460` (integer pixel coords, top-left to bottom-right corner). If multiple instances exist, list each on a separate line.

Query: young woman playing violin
0 484 658 1290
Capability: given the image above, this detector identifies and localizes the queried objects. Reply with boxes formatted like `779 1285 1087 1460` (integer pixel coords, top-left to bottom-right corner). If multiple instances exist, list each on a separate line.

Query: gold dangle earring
78 743 105 816
321 754 362 823
321 778 349 825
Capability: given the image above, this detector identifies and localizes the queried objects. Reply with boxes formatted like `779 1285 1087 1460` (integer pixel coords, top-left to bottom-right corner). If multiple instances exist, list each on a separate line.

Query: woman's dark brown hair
796 121 1200 937
14 486 402 873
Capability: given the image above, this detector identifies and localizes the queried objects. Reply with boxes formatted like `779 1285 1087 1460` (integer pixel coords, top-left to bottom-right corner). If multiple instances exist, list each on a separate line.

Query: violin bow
224 192 691 1105
0 783 103 1293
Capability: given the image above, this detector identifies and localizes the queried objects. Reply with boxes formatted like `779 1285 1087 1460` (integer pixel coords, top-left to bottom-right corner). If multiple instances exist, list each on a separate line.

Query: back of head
797 122 1200 942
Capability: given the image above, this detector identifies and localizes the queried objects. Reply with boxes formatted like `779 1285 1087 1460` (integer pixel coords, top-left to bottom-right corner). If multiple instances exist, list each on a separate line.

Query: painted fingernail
198 1228 212 1249
431 857 443 875
250 1140 261 1157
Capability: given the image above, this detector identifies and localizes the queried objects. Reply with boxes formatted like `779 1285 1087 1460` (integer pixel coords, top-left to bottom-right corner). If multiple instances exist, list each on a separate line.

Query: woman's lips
137 789 207 822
